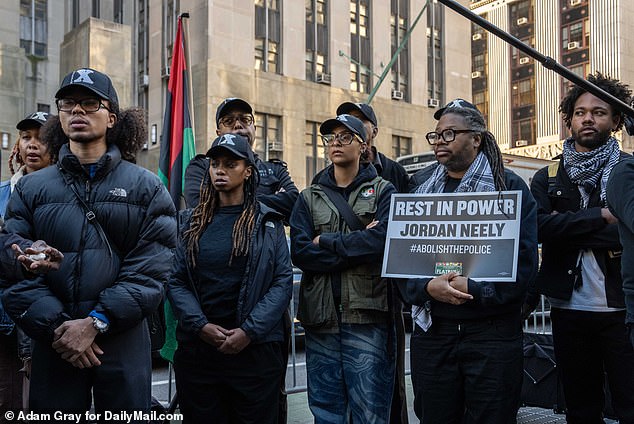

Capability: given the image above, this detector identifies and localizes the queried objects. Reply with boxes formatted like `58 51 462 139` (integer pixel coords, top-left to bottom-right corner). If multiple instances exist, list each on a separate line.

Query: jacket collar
318 162 378 192
58 143 121 183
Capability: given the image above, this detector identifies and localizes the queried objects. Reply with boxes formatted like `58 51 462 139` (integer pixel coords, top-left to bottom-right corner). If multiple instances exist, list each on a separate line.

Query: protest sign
381 191 522 281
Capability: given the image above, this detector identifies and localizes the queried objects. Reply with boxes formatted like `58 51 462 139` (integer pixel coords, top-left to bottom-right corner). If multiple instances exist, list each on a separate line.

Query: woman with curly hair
168 134 292 424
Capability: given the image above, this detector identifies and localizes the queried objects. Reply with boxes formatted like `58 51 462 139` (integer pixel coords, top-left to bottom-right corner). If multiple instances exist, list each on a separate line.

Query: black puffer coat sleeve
1 188 68 341
167 211 208 338
92 184 177 333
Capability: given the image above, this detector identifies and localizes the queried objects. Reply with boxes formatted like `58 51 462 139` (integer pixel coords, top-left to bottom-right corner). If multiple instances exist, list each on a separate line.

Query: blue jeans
305 323 395 424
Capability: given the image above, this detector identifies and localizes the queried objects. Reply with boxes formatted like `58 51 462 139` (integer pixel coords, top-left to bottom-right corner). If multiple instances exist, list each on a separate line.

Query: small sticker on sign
435 262 463 275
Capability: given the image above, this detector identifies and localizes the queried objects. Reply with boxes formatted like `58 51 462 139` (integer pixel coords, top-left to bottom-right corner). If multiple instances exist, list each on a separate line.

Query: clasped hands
199 323 251 354
52 318 102 369
426 272 474 305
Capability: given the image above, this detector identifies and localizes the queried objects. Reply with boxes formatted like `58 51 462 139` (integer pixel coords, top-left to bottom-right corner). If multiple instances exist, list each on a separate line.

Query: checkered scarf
562 136 620 208
411 151 495 331
415 151 496 194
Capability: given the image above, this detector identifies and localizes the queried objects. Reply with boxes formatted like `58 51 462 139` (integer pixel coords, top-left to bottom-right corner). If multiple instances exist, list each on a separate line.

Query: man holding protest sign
398 99 537 424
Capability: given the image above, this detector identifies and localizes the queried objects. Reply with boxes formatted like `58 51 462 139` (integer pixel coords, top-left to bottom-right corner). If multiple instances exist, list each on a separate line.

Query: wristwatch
91 316 109 333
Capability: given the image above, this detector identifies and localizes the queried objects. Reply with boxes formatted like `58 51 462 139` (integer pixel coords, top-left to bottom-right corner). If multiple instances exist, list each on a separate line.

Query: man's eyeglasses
56 98 112 113
425 129 476 145
320 132 360 146
218 114 255 127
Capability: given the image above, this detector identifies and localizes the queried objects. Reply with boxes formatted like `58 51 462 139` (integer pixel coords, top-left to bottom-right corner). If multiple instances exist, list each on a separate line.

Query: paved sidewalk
288 376 618 423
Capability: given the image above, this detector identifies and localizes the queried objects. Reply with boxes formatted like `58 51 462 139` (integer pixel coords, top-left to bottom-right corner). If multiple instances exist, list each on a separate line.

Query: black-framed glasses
425 129 476 145
56 98 111 113
320 132 360 146
218 114 255 127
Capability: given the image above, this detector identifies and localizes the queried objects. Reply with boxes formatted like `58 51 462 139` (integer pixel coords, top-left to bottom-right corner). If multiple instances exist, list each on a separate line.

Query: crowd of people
0 67 632 424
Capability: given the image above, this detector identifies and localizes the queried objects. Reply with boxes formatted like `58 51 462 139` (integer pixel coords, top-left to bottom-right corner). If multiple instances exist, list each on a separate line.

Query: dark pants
278 311 290 424
29 322 152 424
174 341 285 424
0 333 22 423
551 308 634 424
390 297 408 424
410 315 523 424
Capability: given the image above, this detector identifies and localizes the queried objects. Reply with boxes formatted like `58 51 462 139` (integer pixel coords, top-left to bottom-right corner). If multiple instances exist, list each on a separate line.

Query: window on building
137 0 149 111
509 0 532 21
512 78 535 108
255 0 281 74
350 0 371 93
114 0 124 23
392 135 412 159
305 121 327 182
72 0 80 27
472 90 488 123
37 103 50 114
427 1 443 102
472 53 485 72
390 0 409 101
163 0 179 76
20 0 47 57
306 0 329 82
512 118 535 146
255 113 283 161
92 0 100 18
1 133 11 150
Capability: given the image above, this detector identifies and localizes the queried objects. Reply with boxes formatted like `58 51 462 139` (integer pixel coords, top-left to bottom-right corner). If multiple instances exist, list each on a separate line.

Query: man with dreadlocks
1 68 176 421
530 73 634 424
168 133 292 424
401 99 537 424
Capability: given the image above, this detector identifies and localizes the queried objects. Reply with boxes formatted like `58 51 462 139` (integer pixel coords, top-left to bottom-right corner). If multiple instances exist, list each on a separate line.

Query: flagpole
180 13 196 149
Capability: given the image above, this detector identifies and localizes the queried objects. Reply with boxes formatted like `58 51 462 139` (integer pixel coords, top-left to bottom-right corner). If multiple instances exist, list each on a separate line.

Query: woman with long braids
168 134 292 424
402 99 538 424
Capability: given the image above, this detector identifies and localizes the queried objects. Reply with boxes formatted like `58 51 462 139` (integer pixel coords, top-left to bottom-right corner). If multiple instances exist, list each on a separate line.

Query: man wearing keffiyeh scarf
398 99 538 424
530 72 634 424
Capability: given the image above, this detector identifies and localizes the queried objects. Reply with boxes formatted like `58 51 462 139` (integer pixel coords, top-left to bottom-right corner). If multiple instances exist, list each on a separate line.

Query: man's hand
52 318 98 362
217 328 251 355
12 240 64 273
448 276 469 293
426 272 473 305
601 208 619 225
366 220 379 229
199 323 232 348
69 342 104 369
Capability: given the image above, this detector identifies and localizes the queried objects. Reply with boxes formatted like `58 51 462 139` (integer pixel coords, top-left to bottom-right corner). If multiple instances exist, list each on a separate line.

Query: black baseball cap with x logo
55 68 119 105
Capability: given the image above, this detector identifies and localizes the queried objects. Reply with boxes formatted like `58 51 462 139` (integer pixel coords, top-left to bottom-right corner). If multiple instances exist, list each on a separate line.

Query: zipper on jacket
72 179 90 317
85 179 91 202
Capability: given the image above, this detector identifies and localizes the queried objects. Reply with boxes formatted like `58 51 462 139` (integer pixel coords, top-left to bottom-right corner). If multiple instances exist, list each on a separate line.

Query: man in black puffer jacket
1 68 176 421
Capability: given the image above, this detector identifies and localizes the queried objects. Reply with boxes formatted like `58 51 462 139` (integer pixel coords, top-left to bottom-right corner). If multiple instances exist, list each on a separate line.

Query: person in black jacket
168 134 292 424
184 98 298 219
311 102 410 424
530 73 634 424
401 99 538 424
607 157 634 348
1 68 176 422
184 97 298 423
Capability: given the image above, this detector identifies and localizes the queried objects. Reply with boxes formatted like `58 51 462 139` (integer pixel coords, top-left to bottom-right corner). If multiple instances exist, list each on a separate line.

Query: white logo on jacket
109 188 127 197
